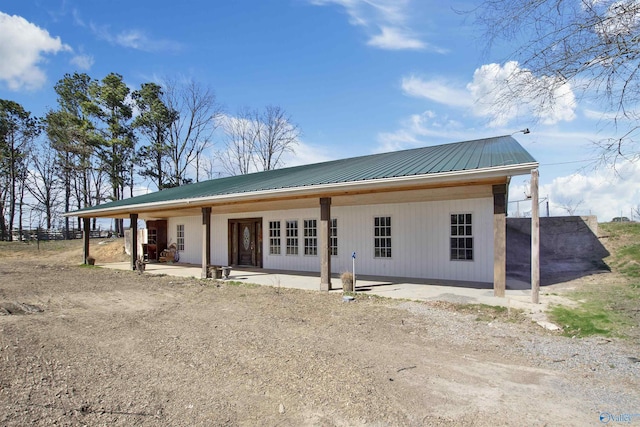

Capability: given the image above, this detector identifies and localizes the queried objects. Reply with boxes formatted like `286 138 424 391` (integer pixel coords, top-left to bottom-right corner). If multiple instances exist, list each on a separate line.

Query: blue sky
1 0 639 221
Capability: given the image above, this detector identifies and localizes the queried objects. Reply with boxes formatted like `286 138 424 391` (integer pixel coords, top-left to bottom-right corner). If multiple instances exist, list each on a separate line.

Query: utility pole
531 169 540 304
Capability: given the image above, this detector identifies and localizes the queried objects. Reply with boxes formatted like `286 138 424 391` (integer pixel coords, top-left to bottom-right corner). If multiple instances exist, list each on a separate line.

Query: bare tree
220 105 300 176
254 105 299 171
198 156 221 180
559 199 584 216
163 78 222 187
27 144 61 230
471 0 640 161
219 108 260 176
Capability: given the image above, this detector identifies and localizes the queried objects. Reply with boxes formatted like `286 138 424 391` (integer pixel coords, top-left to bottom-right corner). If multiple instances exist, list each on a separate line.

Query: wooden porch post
83 217 90 264
320 197 332 291
531 169 540 304
130 214 138 271
201 207 211 279
493 184 507 297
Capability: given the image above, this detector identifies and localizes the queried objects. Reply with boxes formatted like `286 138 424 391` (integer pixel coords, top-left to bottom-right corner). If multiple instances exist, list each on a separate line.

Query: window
450 213 473 261
374 216 391 258
176 224 185 251
304 219 317 256
269 221 281 255
330 218 338 256
286 220 298 255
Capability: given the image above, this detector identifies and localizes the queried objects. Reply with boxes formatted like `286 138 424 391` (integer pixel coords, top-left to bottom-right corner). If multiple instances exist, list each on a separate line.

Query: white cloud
401 62 577 128
377 110 473 152
401 75 472 108
0 12 71 91
282 141 335 166
89 23 182 52
508 160 640 221
367 26 425 50
70 54 94 70
309 0 440 51
468 62 577 127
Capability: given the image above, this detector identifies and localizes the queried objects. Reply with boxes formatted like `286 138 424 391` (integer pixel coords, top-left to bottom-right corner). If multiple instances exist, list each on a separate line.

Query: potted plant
86 256 96 266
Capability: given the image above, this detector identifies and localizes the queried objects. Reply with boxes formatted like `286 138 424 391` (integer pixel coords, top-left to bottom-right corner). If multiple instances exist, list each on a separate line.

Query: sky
1 0 639 222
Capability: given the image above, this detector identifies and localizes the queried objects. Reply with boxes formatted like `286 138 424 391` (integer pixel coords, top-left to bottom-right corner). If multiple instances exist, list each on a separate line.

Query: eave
65 162 538 219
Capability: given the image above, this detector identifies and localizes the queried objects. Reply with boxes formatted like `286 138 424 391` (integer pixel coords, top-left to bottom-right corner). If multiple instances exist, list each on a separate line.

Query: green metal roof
72 135 536 215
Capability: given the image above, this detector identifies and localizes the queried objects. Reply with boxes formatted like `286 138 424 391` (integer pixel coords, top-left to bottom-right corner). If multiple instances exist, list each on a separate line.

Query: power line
541 151 640 167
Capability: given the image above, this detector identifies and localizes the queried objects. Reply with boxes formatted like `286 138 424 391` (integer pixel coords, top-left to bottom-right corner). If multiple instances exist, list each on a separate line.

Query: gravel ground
0 241 638 426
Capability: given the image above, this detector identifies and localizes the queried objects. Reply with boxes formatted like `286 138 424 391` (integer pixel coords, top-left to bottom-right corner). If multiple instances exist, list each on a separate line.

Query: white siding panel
168 216 201 265
331 198 494 283
264 208 319 272
170 196 494 283
211 215 229 266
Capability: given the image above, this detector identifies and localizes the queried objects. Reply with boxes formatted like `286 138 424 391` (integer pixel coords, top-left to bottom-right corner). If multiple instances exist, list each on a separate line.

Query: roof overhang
66 162 538 219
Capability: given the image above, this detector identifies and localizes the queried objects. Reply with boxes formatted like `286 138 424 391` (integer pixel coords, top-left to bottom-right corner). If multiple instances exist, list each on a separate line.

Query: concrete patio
100 261 564 316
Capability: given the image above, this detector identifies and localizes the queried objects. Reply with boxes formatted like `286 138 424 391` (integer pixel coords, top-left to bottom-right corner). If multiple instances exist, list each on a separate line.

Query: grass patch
547 280 638 339
615 244 640 277
550 305 612 337
0 240 78 257
78 264 101 269
545 222 640 340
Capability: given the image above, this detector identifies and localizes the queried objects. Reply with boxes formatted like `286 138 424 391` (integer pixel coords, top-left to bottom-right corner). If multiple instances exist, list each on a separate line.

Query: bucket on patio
207 265 222 279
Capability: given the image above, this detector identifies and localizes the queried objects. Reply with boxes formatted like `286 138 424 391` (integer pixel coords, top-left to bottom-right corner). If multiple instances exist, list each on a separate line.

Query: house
68 135 539 297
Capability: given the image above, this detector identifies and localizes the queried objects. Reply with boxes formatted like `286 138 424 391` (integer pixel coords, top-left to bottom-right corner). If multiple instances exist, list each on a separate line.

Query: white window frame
176 224 185 251
450 213 473 261
303 219 318 256
286 220 298 255
269 221 281 255
330 218 338 257
374 216 392 258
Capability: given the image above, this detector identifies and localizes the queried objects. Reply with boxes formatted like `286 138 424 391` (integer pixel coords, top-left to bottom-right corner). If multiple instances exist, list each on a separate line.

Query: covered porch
67 137 541 302
98 261 540 309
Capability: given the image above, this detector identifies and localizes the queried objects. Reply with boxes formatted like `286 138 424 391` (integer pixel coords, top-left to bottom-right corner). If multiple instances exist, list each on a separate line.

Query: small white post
352 252 356 294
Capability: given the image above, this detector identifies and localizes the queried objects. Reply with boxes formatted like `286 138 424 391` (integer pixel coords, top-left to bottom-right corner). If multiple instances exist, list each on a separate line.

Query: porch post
320 197 332 291
130 213 138 270
201 207 212 279
82 217 90 264
492 184 507 297
531 169 540 303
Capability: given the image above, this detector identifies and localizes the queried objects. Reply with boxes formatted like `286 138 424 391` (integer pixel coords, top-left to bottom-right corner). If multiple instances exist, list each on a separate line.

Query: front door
238 222 255 266
229 218 262 267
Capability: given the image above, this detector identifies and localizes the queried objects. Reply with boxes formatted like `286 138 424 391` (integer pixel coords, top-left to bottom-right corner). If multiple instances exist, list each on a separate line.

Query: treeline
0 72 300 241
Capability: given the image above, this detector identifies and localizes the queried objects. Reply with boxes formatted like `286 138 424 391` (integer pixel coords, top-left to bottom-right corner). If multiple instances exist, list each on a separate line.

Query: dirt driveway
0 242 638 426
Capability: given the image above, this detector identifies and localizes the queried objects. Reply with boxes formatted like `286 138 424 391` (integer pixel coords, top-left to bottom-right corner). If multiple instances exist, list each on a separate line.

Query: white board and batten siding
166 215 201 264
331 198 494 283
167 196 494 284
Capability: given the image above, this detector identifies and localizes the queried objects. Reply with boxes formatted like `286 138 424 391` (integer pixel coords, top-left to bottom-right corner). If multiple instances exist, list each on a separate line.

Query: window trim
269 220 281 255
330 218 338 257
450 212 473 261
176 224 185 252
303 219 318 256
373 215 392 259
285 219 299 256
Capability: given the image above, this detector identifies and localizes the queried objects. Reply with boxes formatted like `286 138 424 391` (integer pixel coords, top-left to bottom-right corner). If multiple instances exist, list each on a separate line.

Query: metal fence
8 229 115 241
